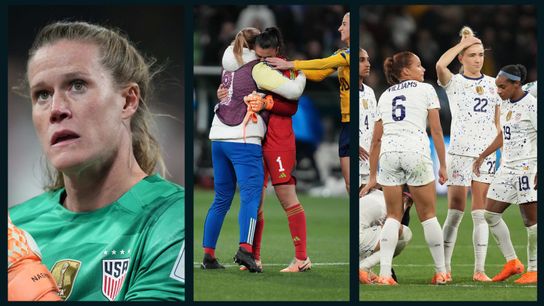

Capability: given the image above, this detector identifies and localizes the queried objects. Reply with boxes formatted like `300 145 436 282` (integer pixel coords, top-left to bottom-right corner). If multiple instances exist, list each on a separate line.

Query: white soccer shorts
377 152 435 186
487 166 537 205
447 153 495 186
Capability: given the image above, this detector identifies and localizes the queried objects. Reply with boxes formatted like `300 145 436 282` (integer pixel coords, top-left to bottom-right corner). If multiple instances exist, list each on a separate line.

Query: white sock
443 209 464 272
485 211 517 261
379 218 400 277
472 209 489 273
360 251 380 270
394 225 412 257
422 217 446 273
527 224 537 272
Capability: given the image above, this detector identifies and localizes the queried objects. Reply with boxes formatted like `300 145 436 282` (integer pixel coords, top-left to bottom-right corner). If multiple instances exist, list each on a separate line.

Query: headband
497 70 521 82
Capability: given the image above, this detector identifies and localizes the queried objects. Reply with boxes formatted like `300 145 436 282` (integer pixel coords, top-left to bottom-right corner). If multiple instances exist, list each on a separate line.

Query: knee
484 210 502 226
471 209 486 223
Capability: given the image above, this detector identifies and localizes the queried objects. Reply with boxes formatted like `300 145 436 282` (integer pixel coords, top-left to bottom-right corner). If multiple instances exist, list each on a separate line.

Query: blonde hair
231 27 260 66
28 21 165 191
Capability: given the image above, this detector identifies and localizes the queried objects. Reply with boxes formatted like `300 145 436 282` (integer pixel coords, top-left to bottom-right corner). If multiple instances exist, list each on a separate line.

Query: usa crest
102 258 130 301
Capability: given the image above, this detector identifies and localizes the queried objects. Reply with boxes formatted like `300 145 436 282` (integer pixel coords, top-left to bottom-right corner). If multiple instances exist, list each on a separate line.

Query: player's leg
241 187 265 271
378 184 404 282
470 180 492 281
359 226 381 284
339 122 350 193
515 201 537 284
230 142 264 272
202 141 236 268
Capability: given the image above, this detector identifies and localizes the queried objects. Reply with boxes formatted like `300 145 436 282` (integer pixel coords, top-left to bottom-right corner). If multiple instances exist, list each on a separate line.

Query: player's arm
436 36 481 86
266 51 349 71
360 119 383 197
473 131 503 177
8 216 62 301
301 68 336 82
428 108 447 185
252 62 306 100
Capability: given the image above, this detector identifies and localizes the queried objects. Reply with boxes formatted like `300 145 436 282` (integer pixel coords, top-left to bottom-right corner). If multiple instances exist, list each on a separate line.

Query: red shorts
263 150 296 186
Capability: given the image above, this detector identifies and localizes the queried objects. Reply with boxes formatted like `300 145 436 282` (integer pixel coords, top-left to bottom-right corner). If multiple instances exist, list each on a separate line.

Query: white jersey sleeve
522 81 538 98
440 74 500 157
377 81 439 157
360 189 387 229
359 84 378 176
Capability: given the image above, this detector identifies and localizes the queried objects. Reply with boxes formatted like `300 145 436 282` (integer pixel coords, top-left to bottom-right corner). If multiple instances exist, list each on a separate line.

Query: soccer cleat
514 271 537 284
473 271 492 282
233 247 262 273
431 272 448 285
201 253 225 270
492 258 524 282
375 276 398 285
359 269 373 284
240 259 262 271
391 268 398 282
280 257 312 272
445 272 452 282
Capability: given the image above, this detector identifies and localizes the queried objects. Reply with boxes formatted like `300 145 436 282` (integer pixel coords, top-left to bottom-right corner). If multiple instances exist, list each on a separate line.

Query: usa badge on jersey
102 258 130 301
362 99 368 109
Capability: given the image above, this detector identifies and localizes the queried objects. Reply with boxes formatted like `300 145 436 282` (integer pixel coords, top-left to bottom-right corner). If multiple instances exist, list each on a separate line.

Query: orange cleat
514 271 537 284
280 257 311 272
445 272 452 282
492 258 524 282
359 269 375 284
473 271 492 282
431 272 448 285
375 276 398 285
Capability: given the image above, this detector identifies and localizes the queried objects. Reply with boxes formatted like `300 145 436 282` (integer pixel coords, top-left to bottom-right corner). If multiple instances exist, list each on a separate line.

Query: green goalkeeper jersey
9 174 185 301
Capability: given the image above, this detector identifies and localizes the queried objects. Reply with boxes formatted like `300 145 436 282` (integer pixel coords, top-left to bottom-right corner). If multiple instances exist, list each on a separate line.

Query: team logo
515 113 522 121
102 258 130 301
362 99 368 109
50 259 81 300
475 85 484 95
279 172 287 179
506 110 512 121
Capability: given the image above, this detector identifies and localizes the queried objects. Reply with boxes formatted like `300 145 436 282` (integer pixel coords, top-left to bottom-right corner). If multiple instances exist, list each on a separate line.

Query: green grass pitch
360 195 537 301
193 189 349 301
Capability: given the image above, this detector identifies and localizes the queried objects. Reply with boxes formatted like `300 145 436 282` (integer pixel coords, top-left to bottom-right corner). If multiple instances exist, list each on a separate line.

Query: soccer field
193 189 349 301
360 195 537 301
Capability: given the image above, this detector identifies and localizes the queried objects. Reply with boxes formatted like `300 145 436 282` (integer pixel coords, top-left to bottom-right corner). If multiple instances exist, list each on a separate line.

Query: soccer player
359 48 378 191
522 80 537 98
359 190 413 284
9 21 185 301
265 12 352 193
473 64 537 284
361 51 448 285
436 27 501 282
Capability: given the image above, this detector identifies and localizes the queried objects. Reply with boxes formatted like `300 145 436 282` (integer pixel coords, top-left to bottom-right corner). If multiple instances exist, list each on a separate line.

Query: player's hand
461 36 481 48
438 165 448 185
472 156 484 177
360 176 377 197
8 216 61 301
217 84 228 101
359 146 369 161
265 57 294 70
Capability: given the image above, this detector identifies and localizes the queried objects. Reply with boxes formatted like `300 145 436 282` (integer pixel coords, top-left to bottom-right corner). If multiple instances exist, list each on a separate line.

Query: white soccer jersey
377 80 440 157
522 81 538 98
439 74 500 157
359 84 378 176
500 92 537 168
359 189 387 229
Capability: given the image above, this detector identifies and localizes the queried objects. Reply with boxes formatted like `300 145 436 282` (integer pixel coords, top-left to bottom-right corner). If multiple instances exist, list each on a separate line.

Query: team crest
506 111 512 121
475 85 484 95
362 99 369 109
102 258 130 301
50 259 81 300
279 172 287 179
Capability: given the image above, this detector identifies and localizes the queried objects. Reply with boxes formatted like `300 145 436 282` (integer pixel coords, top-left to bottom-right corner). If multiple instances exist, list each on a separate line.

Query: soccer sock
379 218 400 277
360 251 380 270
422 217 446 273
442 209 463 272
252 211 265 260
204 247 215 258
526 224 537 272
240 243 252 253
471 209 489 273
285 204 307 260
485 211 517 261
394 225 412 257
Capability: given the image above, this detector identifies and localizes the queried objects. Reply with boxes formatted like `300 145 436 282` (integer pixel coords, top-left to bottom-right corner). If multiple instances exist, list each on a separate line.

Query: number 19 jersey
377 80 440 157
439 74 500 157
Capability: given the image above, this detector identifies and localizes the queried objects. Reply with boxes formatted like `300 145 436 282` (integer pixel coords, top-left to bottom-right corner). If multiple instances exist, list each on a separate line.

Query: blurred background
8 6 185 207
360 5 537 194
194 5 350 196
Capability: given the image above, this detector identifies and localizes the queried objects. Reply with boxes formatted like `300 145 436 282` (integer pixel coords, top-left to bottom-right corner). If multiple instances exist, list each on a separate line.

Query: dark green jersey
9 174 185 301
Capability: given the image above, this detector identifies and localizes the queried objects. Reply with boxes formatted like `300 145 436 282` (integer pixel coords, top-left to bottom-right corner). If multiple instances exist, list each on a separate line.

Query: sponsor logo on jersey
50 259 81 300
475 85 484 95
102 258 130 301
506 110 512 121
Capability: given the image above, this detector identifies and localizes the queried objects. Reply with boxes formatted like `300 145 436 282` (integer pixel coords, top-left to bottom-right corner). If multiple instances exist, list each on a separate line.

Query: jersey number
503 125 511 140
518 176 530 191
486 160 496 174
364 115 369 130
392 95 406 121
473 98 488 113
340 77 349 91
276 156 285 172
